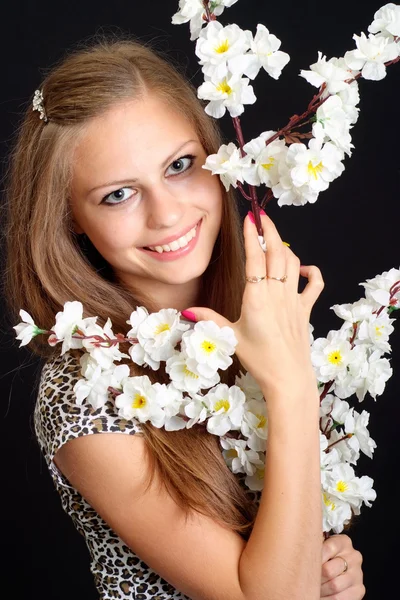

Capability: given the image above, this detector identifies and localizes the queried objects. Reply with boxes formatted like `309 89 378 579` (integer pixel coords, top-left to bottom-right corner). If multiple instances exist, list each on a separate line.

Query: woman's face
70 94 223 308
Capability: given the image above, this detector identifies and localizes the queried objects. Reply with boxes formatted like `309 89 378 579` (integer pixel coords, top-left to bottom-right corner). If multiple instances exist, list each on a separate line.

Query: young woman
4 39 365 599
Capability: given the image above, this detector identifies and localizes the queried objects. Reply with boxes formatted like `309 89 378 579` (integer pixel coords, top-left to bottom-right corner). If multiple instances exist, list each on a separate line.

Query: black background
0 1 399 598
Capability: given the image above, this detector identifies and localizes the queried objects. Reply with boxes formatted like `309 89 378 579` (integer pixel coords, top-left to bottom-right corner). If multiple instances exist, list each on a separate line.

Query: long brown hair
2 37 258 538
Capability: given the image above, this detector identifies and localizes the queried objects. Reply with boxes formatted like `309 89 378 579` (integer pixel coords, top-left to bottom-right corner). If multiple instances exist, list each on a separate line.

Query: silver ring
245 275 266 283
267 275 288 283
337 555 348 574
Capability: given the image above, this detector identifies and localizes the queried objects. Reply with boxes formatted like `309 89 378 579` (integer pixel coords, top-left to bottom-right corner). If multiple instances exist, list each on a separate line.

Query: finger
322 585 366 599
299 264 325 315
243 212 268 280
322 534 352 564
283 245 301 294
180 307 232 329
256 213 287 284
321 555 350 584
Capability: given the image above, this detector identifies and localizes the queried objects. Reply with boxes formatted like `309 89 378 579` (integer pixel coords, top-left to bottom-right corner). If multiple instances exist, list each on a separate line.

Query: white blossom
360 267 400 309
286 138 345 193
13 309 44 347
203 142 252 191
331 298 375 331
312 95 354 156
197 63 256 118
322 490 353 534
230 23 290 80
181 320 237 378
345 408 377 459
240 398 268 452
172 0 239 41
356 312 395 352
242 131 288 187
152 383 187 431
220 437 264 475
245 457 266 491
82 317 129 369
73 363 112 410
196 22 252 77
368 3 400 38
204 384 246 436
326 462 376 512
345 32 399 81
183 393 209 427
358 350 393 401
311 329 353 382
166 351 220 393
235 370 264 401
115 376 165 427
337 80 361 124
300 52 358 94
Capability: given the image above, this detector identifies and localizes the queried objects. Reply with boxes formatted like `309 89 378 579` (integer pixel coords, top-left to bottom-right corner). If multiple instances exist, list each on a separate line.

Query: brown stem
319 381 334 404
232 116 263 235
236 181 253 201
327 433 353 450
261 189 274 209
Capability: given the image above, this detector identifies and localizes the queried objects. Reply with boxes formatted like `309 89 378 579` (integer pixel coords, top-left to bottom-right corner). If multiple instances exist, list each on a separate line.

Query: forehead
72 95 199 177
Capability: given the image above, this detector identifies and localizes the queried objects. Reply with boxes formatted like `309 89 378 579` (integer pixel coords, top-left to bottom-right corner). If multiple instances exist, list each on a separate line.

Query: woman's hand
184 211 325 397
321 534 365 599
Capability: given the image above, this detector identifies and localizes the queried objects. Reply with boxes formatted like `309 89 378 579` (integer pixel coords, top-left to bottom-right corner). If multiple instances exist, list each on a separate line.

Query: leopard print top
34 351 261 599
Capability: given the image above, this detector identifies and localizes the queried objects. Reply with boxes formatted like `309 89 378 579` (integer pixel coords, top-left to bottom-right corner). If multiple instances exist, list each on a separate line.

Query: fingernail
181 310 197 322
300 265 306 268
260 209 266 216
247 211 255 224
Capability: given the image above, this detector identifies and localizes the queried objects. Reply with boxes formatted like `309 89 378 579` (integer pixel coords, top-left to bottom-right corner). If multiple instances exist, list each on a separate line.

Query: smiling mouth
143 221 200 254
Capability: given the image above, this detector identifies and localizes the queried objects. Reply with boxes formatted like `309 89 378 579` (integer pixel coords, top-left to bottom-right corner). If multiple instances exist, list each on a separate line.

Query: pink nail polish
247 211 255 224
181 310 197 322
260 209 266 216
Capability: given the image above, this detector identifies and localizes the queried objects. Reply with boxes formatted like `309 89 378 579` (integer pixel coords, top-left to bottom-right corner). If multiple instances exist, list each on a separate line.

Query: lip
138 219 202 262
142 219 201 249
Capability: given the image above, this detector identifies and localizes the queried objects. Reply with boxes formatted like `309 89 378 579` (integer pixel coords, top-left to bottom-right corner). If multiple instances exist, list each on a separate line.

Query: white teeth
177 235 188 248
147 223 198 253
169 240 180 251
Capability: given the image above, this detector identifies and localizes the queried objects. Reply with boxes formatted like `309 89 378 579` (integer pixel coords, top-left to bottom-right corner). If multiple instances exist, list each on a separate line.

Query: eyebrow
87 139 198 195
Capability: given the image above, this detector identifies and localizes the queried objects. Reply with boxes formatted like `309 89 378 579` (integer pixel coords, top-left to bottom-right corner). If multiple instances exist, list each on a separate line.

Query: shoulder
34 350 142 464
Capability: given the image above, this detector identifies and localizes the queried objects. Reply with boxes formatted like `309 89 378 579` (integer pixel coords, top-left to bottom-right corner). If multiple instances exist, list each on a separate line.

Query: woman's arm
56 211 325 600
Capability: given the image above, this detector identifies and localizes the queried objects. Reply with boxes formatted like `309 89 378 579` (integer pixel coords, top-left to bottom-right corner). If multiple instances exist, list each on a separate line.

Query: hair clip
32 89 48 123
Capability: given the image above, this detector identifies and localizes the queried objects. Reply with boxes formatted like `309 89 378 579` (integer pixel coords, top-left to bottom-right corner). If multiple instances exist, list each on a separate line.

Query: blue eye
102 187 135 206
166 155 195 176
101 155 196 206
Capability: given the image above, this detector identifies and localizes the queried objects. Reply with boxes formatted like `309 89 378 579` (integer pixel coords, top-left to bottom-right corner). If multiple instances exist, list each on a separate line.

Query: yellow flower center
226 449 238 459
256 467 265 480
307 160 323 180
261 157 275 171
215 39 230 54
257 414 267 429
214 399 230 412
336 480 349 493
323 492 336 510
132 394 147 409
375 325 383 337
155 323 170 335
216 79 232 95
183 367 199 379
328 350 343 366
201 340 216 354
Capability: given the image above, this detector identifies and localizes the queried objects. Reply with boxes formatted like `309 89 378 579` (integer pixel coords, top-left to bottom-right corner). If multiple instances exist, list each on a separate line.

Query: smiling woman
69 96 223 303
3 33 364 600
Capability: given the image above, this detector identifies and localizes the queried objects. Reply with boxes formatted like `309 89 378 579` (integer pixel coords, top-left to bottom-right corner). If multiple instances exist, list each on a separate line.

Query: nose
145 183 185 230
